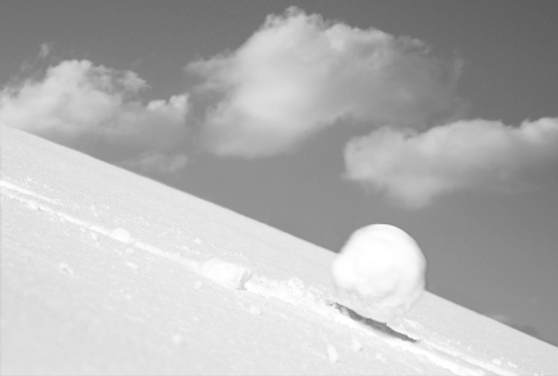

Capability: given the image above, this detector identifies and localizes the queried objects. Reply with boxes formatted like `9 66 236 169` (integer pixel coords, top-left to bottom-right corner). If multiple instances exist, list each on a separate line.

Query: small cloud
188 7 463 157
344 117 558 208
39 43 52 59
0 59 190 170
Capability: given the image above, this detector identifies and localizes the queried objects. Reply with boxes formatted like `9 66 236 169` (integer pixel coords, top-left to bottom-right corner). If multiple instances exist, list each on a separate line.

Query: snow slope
1 125 557 375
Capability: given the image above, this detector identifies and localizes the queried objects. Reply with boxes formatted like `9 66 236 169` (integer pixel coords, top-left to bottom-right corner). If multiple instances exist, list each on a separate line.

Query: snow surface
1 125 558 375
332 224 426 324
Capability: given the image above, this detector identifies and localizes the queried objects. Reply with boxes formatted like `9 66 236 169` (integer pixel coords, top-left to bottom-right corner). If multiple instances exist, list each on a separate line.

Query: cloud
39 43 52 59
188 7 462 157
0 60 189 174
344 117 558 207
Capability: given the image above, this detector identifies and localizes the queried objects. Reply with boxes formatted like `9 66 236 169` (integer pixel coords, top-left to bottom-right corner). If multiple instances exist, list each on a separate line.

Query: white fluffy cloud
0 60 189 174
189 7 462 157
344 117 558 207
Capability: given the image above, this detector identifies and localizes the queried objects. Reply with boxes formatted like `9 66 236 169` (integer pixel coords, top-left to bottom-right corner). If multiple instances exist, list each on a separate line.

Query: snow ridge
0 179 520 376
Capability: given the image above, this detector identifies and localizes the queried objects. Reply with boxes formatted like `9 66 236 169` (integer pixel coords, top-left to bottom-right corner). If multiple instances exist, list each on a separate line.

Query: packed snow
332 224 427 324
2 126 557 375
199 258 253 290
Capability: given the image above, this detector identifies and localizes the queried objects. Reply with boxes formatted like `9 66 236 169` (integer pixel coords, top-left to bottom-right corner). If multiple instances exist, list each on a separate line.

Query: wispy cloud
38 43 52 59
3 10 555 204
344 117 558 208
189 7 463 157
0 59 189 174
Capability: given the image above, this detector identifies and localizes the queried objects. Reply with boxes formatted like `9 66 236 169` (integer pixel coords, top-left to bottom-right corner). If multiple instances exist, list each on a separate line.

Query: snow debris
193 281 203 290
374 352 387 363
90 204 100 217
326 344 339 364
58 262 75 276
171 333 184 345
125 261 139 270
124 247 135 254
286 278 306 297
25 200 40 211
111 228 132 243
200 258 252 290
248 305 262 316
402 318 422 330
193 237 203 245
332 224 426 324
351 338 363 352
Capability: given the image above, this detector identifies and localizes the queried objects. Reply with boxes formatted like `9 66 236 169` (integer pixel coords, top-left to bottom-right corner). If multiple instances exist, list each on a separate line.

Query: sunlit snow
332 224 427 324
1 126 556 375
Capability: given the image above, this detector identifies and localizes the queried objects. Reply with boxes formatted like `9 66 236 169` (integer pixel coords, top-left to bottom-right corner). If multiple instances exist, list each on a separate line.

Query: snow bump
110 228 132 244
351 338 363 352
200 258 252 290
58 262 75 277
326 344 339 364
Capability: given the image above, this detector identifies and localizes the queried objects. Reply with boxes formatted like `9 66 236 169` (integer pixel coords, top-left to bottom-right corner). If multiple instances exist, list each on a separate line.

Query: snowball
200 258 252 290
331 224 426 324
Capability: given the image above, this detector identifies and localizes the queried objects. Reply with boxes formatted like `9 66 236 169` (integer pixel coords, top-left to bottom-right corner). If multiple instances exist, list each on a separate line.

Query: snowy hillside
1 125 557 375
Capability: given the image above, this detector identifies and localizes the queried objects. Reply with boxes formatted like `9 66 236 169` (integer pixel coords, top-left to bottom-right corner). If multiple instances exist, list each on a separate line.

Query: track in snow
0 177 523 376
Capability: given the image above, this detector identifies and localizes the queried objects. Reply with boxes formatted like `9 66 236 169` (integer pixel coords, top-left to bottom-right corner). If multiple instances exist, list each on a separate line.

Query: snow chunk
58 262 75 276
111 228 132 243
200 258 252 290
331 224 426 324
248 305 262 316
125 261 139 270
193 281 203 290
326 344 339 364
171 333 184 345
375 352 387 363
90 232 99 242
351 338 363 352
25 201 40 211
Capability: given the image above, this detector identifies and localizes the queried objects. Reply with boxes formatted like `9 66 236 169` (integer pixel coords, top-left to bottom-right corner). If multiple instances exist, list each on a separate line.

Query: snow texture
332 224 427 324
200 258 252 290
1 126 557 375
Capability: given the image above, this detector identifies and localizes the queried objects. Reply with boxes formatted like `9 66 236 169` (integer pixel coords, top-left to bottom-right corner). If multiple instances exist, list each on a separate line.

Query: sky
1 1 557 345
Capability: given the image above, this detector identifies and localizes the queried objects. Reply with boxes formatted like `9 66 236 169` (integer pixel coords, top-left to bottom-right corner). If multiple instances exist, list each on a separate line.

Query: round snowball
332 224 426 323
